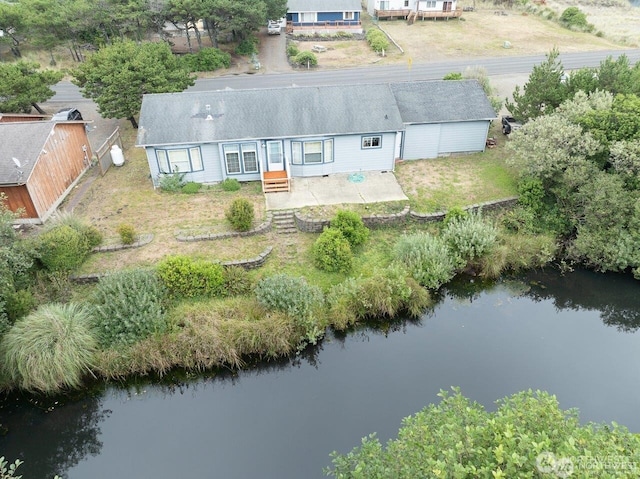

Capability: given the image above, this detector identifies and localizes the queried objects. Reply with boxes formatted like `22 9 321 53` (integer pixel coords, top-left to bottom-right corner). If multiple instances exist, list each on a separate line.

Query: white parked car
267 21 281 35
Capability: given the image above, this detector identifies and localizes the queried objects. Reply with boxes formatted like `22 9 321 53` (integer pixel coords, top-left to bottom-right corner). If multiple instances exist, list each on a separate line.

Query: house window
223 143 259 175
362 136 382 149
299 12 316 22
156 147 203 173
291 139 334 165
344 11 354 20
426 0 436 8
404 0 409 7
380 1 390 10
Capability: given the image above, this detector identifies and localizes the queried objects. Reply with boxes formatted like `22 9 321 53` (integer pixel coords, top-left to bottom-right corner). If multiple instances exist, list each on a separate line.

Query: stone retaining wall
294 205 411 233
92 234 154 252
410 197 519 223
175 214 272 242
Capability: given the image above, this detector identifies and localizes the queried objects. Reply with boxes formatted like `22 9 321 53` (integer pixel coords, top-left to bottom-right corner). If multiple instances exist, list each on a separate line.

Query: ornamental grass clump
0 303 98 393
255 274 325 344
393 232 456 289
442 211 498 269
91 269 168 347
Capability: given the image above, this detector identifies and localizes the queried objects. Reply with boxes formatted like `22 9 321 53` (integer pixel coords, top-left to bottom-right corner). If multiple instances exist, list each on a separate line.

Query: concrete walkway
265 171 408 210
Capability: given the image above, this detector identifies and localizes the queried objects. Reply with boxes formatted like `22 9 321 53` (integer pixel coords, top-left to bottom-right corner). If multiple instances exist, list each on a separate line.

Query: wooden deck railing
375 8 462 19
286 20 362 32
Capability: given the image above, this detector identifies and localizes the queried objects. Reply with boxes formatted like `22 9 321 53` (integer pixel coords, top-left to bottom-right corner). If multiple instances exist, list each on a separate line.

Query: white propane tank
111 144 125 166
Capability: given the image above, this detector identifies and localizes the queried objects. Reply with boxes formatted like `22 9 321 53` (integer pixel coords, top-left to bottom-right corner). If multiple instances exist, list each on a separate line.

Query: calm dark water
1 269 639 479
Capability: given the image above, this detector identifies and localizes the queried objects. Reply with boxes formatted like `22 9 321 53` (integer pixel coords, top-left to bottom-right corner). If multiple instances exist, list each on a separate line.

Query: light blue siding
146 143 223 187
439 121 490 154
402 124 440 160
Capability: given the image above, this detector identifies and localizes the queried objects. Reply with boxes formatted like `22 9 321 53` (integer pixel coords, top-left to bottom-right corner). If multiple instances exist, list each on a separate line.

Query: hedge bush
156 255 225 299
293 51 318 67
117 223 137 245
181 47 231 72
560 7 589 30
312 227 353 273
181 182 201 194
220 178 241 192
286 43 300 57
393 233 456 289
226 198 255 232
365 29 389 53
235 37 258 55
37 225 91 272
330 210 369 249
0 303 98 393
91 269 168 347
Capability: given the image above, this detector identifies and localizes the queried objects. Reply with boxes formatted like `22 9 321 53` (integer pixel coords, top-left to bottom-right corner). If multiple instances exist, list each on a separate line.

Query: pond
1 268 639 479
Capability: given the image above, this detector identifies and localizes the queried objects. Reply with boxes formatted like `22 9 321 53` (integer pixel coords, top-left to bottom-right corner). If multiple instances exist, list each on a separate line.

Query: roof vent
206 114 213 121
205 104 211 111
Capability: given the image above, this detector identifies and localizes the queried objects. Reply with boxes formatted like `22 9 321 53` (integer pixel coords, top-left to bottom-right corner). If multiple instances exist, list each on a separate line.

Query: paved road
52 48 640 100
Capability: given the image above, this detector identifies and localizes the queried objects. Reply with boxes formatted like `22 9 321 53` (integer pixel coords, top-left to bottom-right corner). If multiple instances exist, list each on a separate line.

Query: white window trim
361 136 382 149
291 139 334 165
344 11 354 20
299 12 317 23
156 147 203 173
223 142 259 175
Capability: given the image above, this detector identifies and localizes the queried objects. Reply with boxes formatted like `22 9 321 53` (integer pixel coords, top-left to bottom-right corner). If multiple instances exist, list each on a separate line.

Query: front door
266 140 285 171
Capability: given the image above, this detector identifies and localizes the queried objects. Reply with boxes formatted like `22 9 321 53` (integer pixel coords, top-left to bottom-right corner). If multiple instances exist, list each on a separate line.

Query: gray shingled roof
287 0 361 12
137 83 405 147
390 80 497 123
0 122 53 185
136 80 497 147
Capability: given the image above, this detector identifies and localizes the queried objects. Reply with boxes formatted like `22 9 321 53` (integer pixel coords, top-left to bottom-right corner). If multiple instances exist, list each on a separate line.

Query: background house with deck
367 0 461 21
286 0 362 34
0 121 92 223
136 80 496 193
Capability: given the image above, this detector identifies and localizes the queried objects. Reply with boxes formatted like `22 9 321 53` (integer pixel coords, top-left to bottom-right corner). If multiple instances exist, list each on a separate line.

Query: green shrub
443 72 463 80
181 181 201 194
226 198 255 232
560 6 588 29
37 224 91 272
365 29 389 53
158 172 186 192
235 37 258 55
393 232 456 289
4 289 36 323
255 274 325 344
293 51 318 67
91 269 168 347
442 206 469 227
156 255 225 299
286 43 300 57
442 212 498 267
181 47 231 72
312 227 353 273
220 178 241 192
0 303 98 393
327 265 431 330
116 223 137 245
330 210 370 249
46 212 102 249
222 265 254 296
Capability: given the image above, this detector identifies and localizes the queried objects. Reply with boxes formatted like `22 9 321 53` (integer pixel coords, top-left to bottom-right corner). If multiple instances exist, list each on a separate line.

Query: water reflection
0 392 107 478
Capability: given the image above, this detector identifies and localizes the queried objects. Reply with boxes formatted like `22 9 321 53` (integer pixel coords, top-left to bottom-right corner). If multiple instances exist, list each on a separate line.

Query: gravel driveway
258 27 291 73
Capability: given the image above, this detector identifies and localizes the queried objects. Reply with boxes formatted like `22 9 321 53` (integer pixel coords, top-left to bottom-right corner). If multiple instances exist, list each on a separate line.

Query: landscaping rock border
294 205 411 233
410 197 519 223
92 233 154 252
175 213 272 242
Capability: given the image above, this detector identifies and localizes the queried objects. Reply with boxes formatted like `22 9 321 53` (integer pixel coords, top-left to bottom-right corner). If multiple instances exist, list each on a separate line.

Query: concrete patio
264 171 408 210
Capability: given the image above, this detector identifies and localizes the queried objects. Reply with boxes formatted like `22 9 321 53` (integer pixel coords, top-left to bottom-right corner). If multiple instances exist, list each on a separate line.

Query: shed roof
390 80 497 123
287 0 362 12
136 80 497 147
0 122 53 185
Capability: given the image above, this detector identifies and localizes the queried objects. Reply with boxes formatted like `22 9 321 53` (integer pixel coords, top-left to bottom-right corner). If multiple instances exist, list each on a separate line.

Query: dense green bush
393 233 456 289
442 212 498 267
181 181 201 194
365 29 389 53
0 303 98 393
327 265 431 330
286 43 300 57
158 172 186 192
293 51 318 67
312 227 353 273
156 255 225 299
330 210 369 249
91 269 168 347
225 198 255 232
37 224 91 272
222 265 254 296
235 37 258 55
116 223 137 245
220 178 241 191
255 274 325 344
4 289 36 323
560 6 589 30
442 206 469 227
443 72 463 80
181 47 231 72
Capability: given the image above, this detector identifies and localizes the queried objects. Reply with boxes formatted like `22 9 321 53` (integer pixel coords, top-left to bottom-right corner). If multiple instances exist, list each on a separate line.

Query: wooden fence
95 126 122 176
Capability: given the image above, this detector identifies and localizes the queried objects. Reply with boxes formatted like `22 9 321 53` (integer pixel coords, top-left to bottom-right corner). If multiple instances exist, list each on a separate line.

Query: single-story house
136 79 496 192
286 0 363 34
367 0 461 20
0 121 92 223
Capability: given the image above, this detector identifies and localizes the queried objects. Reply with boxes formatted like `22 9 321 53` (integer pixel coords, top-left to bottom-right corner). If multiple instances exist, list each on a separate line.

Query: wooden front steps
407 11 417 24
271 210 297 234
262 170 290 193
